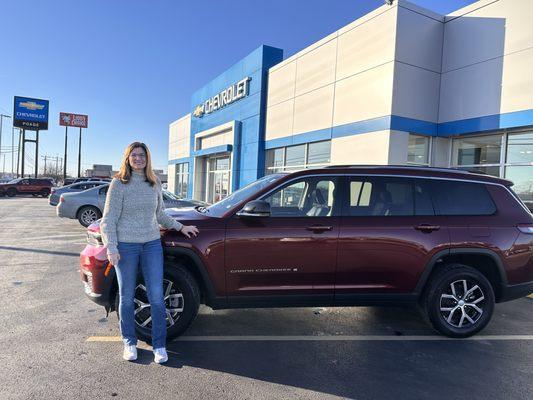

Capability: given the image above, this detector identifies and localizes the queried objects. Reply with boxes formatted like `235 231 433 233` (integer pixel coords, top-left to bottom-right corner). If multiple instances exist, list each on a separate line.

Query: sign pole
21 129 26 177
16 129 21 177
63 126 68 181
35 130 39 178
77 127 82 178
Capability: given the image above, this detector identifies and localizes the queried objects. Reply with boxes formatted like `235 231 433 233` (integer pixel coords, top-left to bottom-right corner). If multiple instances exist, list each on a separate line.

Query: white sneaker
123 345 138 361
153 347 168 364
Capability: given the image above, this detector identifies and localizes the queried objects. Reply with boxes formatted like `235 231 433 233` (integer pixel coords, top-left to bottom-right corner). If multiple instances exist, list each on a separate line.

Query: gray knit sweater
100 170 183 255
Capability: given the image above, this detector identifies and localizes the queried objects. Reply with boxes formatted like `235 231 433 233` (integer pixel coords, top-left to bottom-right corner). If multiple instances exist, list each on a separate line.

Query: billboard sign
13 96 49 130
59 112 88 128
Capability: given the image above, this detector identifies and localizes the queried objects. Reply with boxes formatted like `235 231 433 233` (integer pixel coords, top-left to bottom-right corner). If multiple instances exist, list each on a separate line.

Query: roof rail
322 165 473 174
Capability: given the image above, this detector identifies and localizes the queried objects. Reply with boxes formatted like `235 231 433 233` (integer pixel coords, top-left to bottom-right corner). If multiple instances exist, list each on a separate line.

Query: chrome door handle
306 225 333 232
414 224 440 232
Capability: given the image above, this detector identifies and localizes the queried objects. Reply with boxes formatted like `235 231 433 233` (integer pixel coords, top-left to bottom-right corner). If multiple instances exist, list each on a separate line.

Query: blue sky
0 0 476 176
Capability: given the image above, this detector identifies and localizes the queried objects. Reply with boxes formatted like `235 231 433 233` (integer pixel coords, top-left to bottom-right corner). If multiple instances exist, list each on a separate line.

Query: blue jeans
115 239 166 348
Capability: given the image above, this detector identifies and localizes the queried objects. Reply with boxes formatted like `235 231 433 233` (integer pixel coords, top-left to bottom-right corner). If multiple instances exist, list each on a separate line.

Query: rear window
431 180 496 216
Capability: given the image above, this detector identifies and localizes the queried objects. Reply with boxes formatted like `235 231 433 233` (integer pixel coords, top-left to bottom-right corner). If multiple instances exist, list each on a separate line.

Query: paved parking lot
1 196 533 399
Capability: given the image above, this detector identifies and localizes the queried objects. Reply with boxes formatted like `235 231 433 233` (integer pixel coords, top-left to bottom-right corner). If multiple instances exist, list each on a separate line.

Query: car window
345 177 419 216
262 177 338 217
431 180 496 216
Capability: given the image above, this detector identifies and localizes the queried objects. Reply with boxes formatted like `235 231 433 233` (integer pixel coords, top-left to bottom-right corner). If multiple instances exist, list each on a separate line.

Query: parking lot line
87 335 533 342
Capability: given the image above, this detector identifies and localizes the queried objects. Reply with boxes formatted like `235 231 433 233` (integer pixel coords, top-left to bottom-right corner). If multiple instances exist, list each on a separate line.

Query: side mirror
237 200 270 217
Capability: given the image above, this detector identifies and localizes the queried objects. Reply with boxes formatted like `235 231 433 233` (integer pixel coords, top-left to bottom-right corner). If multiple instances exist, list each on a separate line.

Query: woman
100 142 199 363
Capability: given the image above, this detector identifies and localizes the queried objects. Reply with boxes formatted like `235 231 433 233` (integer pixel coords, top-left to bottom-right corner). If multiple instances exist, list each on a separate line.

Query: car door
335 176 450 303
225 175 341 303
19 179 31 193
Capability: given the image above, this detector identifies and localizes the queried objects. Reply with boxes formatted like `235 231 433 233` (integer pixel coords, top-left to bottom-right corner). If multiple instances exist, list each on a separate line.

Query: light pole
0 114 12 178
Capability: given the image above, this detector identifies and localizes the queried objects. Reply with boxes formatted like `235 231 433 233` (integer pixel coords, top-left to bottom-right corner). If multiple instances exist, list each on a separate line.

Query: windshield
205 174 285 217
7 178 21 184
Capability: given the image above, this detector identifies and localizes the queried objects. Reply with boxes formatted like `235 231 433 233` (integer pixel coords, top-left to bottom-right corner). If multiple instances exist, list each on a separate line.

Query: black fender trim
414 248 508 298
163 247 220 307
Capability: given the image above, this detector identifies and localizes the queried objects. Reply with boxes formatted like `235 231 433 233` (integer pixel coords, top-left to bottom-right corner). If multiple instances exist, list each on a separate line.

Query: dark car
0 178 53 197
79 166 533 340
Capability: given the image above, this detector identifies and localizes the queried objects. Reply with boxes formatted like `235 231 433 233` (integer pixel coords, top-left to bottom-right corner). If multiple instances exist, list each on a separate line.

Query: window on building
505 131 533 211
452 134 502 176
265 140 331 174
407 134 431 165
450 131 533 211
175 162 189 198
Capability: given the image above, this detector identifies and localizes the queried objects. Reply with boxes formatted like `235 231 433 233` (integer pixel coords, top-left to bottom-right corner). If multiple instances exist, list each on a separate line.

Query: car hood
87 207 215 234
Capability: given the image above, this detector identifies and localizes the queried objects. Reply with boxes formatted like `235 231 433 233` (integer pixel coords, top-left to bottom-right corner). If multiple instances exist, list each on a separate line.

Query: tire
0 191 4 197
422 263 495 338
77 206 101 227
6 188 16 197
115 263 200 343
40 188 50 197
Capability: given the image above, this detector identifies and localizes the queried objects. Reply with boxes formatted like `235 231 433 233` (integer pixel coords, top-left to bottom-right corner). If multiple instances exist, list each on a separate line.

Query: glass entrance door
206 155 230 204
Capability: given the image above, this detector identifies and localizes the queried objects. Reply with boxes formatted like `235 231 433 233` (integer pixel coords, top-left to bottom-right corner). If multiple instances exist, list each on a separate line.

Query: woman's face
129 146 147 172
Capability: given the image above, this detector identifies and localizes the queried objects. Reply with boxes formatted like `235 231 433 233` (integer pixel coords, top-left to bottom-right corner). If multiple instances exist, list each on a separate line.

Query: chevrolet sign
194 77 251 118
13 96 49 131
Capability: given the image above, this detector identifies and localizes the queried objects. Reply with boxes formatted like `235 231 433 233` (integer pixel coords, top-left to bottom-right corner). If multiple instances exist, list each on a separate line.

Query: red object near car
79 166 533 340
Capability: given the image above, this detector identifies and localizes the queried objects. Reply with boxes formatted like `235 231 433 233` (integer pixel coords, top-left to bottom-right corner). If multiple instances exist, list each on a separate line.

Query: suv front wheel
423 264 495 338
115 263 200 343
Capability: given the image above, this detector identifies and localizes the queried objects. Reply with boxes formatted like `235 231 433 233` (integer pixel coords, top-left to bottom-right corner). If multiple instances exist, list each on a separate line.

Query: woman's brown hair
114 142 158 186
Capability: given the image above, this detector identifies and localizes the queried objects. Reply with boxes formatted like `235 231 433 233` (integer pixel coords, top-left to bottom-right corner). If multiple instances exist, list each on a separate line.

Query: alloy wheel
439 279 485 328
81 209 98 225
133 278 184 329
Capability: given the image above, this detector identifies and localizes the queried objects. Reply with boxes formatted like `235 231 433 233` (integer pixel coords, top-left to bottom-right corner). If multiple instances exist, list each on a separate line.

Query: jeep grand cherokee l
79 166 533 339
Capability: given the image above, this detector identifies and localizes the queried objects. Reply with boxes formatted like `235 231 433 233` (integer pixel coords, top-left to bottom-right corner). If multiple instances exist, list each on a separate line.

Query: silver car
49 181 108 206
57 184 207 227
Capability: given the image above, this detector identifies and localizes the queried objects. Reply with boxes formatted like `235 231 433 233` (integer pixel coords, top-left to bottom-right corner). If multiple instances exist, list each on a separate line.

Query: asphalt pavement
1 196 533 400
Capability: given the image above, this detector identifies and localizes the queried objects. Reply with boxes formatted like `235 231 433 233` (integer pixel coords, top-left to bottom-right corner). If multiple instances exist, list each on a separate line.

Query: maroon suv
80 166 533 339
0 178 53 197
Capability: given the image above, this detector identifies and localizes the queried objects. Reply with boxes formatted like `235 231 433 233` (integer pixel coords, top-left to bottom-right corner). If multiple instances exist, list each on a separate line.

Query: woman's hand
180 225 199 238
108 252 120 266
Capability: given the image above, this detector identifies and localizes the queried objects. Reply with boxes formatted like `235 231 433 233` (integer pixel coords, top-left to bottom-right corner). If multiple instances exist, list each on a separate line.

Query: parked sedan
49 181 108 206
57 184 207 227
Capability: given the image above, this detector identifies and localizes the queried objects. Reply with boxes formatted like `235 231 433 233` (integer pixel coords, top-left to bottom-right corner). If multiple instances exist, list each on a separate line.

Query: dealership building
168 0 533 207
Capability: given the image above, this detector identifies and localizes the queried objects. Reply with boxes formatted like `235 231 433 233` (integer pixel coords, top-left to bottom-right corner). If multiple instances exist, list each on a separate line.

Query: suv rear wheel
77 206 101 227
115 264 200 343
423 263 495 338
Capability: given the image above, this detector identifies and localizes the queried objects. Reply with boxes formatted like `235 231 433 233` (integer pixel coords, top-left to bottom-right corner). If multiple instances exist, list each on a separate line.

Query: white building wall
331 131 392 166
265 4 398 143
392 2 443 124
169 114 191 160
439 0 533 122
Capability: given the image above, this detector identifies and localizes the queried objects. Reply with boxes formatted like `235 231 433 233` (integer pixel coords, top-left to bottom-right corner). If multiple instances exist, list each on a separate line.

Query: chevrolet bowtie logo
20 101 45 111
193 104 204 118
